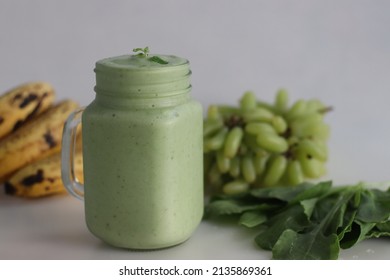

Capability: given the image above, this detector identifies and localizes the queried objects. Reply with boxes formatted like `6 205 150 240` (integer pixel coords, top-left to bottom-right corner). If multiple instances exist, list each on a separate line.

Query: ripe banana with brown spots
4 151 84 198
0 82 55 139
0 100 79 181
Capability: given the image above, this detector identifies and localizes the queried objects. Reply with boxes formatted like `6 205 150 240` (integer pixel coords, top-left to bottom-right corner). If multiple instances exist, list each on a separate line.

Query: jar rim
94 54 191 98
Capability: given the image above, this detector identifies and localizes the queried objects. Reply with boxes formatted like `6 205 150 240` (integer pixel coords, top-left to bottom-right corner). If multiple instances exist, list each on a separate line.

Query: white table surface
1 178 389 260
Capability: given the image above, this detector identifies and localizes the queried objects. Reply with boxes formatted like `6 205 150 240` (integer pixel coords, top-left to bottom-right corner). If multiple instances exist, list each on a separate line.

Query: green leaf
205 199 263 216
337 207 357 241
365 221 390 238
367 231 390 238
149 56 169 65
255 204 310 250
272 229 339 260
376 220 390 232
249 182 315 202
356 189 390 223
249 181 332 205
299 198 318 218
288 181 332 205
339 221 376 249
311 187 357 235
205 180 390 260
239 211 267 228
272 187 355 259
132 46 149 56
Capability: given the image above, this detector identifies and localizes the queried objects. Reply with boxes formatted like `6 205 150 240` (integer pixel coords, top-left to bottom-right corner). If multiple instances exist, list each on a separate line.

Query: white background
0 0 389 260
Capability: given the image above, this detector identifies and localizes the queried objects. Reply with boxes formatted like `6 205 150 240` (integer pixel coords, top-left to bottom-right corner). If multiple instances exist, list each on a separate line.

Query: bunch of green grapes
204 89 331 195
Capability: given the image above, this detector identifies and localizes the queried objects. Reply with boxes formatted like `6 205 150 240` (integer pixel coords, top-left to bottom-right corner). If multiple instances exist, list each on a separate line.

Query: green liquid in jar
82 54 203 249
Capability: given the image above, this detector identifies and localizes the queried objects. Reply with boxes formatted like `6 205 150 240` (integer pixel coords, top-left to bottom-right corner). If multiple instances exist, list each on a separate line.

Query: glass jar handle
61 107 85 200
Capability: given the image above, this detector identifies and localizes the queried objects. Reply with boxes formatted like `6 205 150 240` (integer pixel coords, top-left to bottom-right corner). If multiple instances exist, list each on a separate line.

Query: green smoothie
81 53 203 249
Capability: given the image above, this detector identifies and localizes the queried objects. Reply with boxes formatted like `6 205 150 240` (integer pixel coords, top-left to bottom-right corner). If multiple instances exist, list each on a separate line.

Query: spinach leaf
255 204 310 250
239 211 267 228
366 221 390 238
299 198 318 218
204 181 390 260
205 199 263 216
356 189 390 223
337 207 357 242
339 221 376 249
249 182 315 203
272 229 339 260
376 221 390 232
271 188 355 259
288 181 332 205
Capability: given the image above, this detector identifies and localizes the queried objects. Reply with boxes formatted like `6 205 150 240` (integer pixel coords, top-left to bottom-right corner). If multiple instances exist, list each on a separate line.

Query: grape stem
318 106 333 114
224 115 245 129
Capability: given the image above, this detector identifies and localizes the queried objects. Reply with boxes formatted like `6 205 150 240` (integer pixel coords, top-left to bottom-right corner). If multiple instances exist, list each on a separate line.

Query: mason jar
62 53 203 249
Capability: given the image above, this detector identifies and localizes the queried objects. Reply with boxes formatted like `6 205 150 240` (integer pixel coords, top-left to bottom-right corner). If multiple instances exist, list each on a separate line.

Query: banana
0 100 79 181
4 151 83 198
0 82 55 139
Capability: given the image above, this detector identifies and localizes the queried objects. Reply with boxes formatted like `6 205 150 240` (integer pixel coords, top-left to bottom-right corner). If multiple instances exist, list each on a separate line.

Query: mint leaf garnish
132 47 168 64
132 46 149 57
148 56 168 65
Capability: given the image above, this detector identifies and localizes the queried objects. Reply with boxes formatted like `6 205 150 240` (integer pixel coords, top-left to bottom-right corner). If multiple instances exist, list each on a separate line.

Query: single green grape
240 91 257 112
223 180 249 195
216 149 231 173
286 99 307 120
299 156 326 178
297 138 327 161
271 115 288 134
229 157 241 178
207 105 222 121
223 127 244 158
242 107 274 123
253 154 268 175
263 155 287 186
286 160 304 185
204 119 223 137
245 122 276 135
274 88 289 113
204 127 228 151
256 133 288 153
208 163 222 186
241 155 256 183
